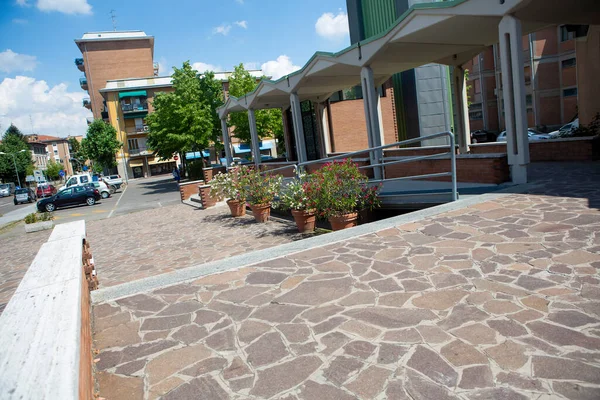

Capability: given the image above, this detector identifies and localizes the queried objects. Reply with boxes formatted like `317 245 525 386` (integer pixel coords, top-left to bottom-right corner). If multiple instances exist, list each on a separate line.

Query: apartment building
75 31 158 121
27 140 48 171
464 24 590 133
26 134 74 176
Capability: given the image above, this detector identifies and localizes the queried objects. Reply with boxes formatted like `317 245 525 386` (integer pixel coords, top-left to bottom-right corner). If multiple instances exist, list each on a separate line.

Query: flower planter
198 184 217 208
249 203 271 223
358 208 374 224
24 220 54 233
227 199 246 217
291 209 316 233
328 212 358 231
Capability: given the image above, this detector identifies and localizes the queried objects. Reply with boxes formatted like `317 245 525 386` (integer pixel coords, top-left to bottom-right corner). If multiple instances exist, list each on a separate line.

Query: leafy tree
0 124 34 184
146 61 224 169
45 159 62 180
81 120 122 169
227 64 284 149
68 137 87 171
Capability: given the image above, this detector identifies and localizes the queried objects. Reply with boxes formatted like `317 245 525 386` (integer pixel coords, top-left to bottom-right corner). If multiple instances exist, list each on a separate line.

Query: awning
185 150 210 159
129 160 143 167
148 158 175 165
233 141 274 154
119 90 147 99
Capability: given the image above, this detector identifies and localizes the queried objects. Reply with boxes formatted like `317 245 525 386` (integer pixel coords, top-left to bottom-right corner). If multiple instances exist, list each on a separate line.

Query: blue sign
59 170 65 177
82 166 88 171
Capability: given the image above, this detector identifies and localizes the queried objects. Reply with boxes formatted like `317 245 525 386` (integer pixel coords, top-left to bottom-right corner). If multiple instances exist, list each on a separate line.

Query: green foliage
209 165 252 201
245 168 283 206
45 159 62 180
279 173 315 211
82 120 122 169
68 137 87 168
24 212 54 224
146 61 224 161
0 124 34 184
227 64 284 147
24 213 37 224
186 160 205 181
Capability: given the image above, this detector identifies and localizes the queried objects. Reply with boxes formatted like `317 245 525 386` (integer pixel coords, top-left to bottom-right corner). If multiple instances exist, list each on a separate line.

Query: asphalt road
0 175 181 226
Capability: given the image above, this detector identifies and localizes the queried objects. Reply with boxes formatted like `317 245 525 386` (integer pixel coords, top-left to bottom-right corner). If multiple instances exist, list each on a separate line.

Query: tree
0 124 34 184
146 61 224 169
68 137 87 171
81 120 122 169
45 159 62 180
228 64 284 149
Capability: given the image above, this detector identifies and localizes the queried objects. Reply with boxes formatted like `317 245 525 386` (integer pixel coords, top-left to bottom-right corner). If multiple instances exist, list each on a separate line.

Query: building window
329 84 387 103
561 58 576 68
474 79 481 94
560 26 575 42
54 150 58 155
563 88 578 97
526 95 533 106
128 139 139 149
469 110 483 120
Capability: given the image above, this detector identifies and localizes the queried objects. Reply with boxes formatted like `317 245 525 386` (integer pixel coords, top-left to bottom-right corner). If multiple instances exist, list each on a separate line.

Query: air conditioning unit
143 125 149 132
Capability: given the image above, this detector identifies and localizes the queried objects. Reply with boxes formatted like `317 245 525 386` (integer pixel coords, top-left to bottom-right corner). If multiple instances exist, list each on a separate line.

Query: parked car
85 182 111 199
102 174 123 189
14 188 36 205
36 183 56 198
0 183 16 197
37 186 101 212
496 129 552 142
60 173 114 196
549 118 579 138
470 129 497 144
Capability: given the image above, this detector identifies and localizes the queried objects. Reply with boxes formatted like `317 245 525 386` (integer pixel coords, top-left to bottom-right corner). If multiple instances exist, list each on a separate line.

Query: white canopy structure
218 0 600 183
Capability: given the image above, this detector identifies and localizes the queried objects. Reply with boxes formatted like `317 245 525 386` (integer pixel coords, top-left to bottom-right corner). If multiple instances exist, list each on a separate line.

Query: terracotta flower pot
358 208 373 224
250 203 271 223
328 212 358 231
227 199 246 217
291 209 316 233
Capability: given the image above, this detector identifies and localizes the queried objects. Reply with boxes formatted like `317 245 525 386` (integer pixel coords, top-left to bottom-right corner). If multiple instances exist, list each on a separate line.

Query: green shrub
24 212 54 224
24 213 38 224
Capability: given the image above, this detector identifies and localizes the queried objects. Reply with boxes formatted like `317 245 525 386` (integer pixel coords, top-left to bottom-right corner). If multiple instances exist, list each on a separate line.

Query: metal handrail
256 131 458 201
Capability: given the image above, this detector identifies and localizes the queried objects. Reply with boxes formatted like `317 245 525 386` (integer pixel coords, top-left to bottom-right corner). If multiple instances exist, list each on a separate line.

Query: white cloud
0 50 37 73
0 76 91 137
192 62 223 73
261 55 300 80
156 57 173 76
234 20 247 29
12 18 28 24
243 62 260 71
315 11 349 40
235 0 244 4
17 0 92 14
212 24 231 36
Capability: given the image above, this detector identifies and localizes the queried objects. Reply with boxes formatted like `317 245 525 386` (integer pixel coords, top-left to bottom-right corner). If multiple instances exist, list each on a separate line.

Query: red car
36 183 56 198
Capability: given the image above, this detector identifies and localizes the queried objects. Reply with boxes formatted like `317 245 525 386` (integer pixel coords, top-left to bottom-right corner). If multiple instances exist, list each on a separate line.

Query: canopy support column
290 92 307 163
361 66 383 180
499 15 529 184
247 109 261 167
220 117 233 167
314 102 329 158
281 107 292 160
452 66 471 153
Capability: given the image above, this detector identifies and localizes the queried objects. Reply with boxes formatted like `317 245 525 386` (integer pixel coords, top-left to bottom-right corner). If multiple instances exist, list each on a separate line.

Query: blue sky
0 0 350 136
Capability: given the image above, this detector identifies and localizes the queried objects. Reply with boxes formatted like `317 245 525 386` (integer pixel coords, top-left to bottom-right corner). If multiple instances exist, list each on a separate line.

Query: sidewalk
0 204 35 227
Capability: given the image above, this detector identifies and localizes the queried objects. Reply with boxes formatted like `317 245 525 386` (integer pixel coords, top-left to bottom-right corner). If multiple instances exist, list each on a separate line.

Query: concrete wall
469 137 596 162
576 26 600 126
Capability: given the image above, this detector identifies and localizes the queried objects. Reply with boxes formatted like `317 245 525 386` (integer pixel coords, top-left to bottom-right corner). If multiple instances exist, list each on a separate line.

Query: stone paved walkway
88 204 308 288
92 162 600 400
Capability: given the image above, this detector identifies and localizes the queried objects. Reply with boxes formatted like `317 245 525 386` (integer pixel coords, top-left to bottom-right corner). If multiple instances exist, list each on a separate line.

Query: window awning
233 141 274 154
185 150 210 159
119 90 147 99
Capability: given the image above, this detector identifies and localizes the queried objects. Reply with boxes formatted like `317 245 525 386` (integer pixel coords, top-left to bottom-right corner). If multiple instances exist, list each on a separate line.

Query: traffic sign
83 166 88 171
173 155 179 161
59 170 65 177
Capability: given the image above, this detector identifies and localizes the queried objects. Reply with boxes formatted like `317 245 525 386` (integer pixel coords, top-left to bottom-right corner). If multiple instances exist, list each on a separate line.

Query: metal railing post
449 132 458 201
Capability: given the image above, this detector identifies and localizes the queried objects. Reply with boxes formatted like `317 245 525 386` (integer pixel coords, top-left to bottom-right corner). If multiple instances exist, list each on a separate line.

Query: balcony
101 111 109 120
80 77 88 90
75 58 85 72
153 62 159 76
121 100 148 118
129 146 151 156
82 98 91 110
128 125 149 135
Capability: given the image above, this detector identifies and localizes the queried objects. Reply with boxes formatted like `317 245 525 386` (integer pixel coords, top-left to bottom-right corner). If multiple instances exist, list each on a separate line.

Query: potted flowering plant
309 159 365 231
209 166 250 217
280 173 317 233
245 169 283 223
357 184 381 224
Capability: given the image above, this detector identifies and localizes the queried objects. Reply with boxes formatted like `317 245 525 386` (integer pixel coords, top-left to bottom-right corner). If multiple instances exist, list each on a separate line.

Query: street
0 175 181 227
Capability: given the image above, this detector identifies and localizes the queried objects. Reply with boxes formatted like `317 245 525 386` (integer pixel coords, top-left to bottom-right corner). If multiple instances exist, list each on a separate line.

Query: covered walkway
218 0 600 184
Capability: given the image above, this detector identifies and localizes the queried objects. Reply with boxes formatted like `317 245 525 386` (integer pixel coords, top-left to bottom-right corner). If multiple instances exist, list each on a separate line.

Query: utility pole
110 10 117 31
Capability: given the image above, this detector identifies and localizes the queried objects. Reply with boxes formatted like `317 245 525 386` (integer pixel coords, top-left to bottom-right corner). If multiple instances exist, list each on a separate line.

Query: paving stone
194 309 223 325
401 279 433 291
510 309 543 323
246 271 289 284
162 375 229 400
299 381 357 400
206 301 252 321
343 340 377 359
441 340 488 366
156 301 203 316
205 327 236 351
153 283 199 295
404 370 459 400
116 294 166 312
148 376 184 400
246 332 289 367
369 277 403 292
466 387 528 400
485 341 527 370
430 273 469 288
171 324 208 344
278 323 310 343
97 371 144 400
553 381 600 400
94 303 121 319
115 359 146 376
528 321 600 350
416 325 452 343
548 310 599 327
345 308 436 329
320 331 351 355
223 356 253 379
180 357 227 377
140 314 190 331
452 323 498 345
487 319 527 337
554 250 600 265
274 277 353 305
483 300 522 315
215 286 269 303
473 279 529 296
438 304 490 330
520 296 549 312
339 291 377 306
412 289 469 310
377 343 409 364
515 275 555 291
496 372 545 392
383 328 421 343
95 320 141 349
339 319 381 339
94 311 132 333
533 356 600 383
323 356 365 386
145 344 212 385
345 365 392 399
377 292 413 307
250 356 322 398
237 320 271 344
313 316 347 335
407 345 458 387
459 365 494 389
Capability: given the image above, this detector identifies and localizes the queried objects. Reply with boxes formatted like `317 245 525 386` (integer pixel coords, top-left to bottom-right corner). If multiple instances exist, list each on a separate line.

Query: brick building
26 134 74 176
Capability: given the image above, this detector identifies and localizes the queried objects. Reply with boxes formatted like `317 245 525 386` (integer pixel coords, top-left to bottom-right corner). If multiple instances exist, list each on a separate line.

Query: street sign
83 166 88 171
59 170 65 177
26 175 35 182
173 155 179 161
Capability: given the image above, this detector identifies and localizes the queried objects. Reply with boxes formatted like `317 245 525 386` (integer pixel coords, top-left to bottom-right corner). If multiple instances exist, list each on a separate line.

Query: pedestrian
172 167 180 183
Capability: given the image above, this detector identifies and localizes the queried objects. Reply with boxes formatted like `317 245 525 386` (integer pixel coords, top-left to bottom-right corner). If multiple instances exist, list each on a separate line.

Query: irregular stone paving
93 162 600 400
88 204 308 288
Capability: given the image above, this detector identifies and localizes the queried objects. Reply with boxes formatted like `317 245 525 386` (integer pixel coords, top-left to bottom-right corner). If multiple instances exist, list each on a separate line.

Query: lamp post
0 149 27 188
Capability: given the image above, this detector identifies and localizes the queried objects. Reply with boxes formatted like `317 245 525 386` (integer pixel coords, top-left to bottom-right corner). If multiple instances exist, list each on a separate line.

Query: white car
86 182 112 199
496 129 552 142
549 118 579 138
102 174 123 189
60 173 113 199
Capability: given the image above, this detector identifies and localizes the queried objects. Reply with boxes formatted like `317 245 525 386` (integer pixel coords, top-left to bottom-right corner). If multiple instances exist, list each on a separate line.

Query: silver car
0 183 15 197
14 188 36 205
496 129 552 142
